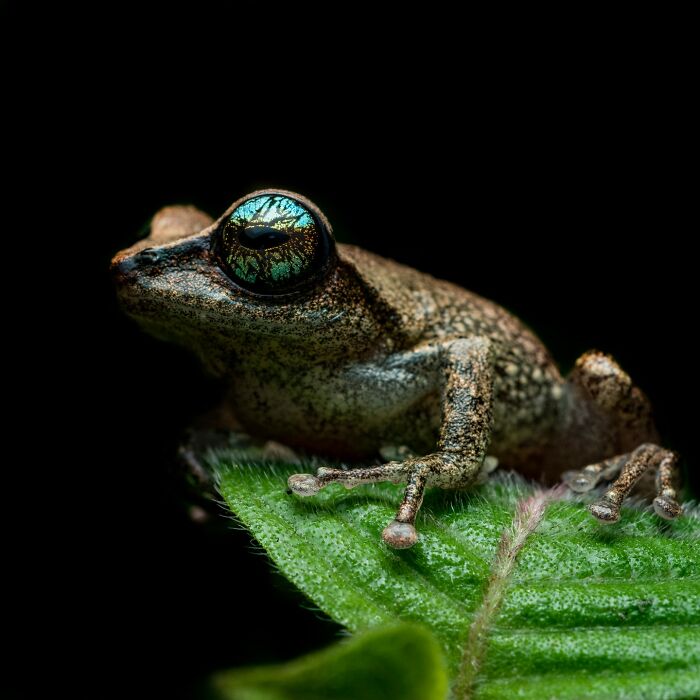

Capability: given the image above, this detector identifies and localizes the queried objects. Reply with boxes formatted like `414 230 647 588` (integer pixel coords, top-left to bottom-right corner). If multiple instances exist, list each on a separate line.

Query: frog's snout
111 247 164 285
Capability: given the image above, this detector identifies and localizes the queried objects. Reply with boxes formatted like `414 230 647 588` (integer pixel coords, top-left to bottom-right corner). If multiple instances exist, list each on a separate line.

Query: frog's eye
215 192 334 296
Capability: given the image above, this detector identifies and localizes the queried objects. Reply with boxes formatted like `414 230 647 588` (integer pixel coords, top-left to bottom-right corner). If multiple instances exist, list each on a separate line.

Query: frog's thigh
564 351 682 521
289 337 495 549
568 350 657 445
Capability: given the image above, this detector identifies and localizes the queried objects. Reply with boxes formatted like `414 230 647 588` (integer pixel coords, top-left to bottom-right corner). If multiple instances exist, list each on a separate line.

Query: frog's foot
565 444 682 523
289 452 483 549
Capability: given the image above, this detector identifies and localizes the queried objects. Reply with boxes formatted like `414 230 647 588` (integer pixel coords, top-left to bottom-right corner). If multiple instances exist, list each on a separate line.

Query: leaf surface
215 456 700 699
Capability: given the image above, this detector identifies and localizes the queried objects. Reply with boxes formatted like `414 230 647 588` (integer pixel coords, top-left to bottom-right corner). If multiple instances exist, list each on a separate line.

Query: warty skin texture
112 190 682 548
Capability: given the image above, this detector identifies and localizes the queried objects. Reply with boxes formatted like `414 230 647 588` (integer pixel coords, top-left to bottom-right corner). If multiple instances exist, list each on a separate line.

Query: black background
5 7 696 696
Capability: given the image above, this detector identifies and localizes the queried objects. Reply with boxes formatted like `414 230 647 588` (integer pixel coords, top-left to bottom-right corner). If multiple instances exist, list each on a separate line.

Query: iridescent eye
215 192 334 296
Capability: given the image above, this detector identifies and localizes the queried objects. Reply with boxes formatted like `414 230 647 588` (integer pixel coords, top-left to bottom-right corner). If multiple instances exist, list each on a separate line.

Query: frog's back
343 244 560 379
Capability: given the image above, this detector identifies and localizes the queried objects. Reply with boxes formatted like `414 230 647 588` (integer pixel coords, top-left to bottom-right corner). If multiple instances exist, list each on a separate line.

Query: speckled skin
112 191 682 548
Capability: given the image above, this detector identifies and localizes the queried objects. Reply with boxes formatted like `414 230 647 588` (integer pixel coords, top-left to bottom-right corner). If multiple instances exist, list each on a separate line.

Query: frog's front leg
288 337 494 549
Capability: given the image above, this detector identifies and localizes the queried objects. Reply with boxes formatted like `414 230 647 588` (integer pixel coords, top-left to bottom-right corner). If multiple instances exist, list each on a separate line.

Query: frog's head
112 190 421 375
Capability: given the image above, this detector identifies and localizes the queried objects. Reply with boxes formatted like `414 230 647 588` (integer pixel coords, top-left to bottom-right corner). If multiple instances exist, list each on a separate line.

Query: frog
111 189 683 549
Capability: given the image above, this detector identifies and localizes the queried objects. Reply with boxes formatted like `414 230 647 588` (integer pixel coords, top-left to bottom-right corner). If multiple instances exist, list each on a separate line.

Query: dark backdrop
80 131 697 698
2 26 690 688
4 6 695 697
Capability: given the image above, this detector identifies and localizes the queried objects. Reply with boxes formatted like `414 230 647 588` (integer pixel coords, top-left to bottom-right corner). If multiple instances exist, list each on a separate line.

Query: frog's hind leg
565 444 682 523
564 351 683 522
568 350 659 448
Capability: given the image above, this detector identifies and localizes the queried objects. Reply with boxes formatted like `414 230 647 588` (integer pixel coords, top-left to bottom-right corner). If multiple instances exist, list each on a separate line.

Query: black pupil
238 225 290 250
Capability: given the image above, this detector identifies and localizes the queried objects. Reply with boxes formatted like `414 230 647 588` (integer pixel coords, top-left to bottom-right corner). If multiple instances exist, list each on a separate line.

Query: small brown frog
112 190 683 548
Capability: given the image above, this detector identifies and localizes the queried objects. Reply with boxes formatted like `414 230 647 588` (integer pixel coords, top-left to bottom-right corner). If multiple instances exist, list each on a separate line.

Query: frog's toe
288 473 322 496
563 470 598 493
382 520 418 549
583 445 683 525
653 495 682 520
589 498 620 523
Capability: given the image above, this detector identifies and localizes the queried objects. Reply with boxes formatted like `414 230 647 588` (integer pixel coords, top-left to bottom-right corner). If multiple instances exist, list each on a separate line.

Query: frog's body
112 191 682 548
216 246 628 476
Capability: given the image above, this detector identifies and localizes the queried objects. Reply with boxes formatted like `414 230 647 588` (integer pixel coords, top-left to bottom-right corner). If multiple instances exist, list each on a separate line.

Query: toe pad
565 471 598 493
287 474 321 496
589 500 620 523
382 520 418 549
654 496 682 520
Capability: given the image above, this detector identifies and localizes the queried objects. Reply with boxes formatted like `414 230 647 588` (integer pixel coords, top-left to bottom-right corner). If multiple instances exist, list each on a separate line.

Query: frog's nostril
111 248 160 283
138 248 162 263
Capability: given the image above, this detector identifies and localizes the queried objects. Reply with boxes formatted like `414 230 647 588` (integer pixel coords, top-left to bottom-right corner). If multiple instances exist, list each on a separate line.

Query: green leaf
215 455 700 700
208 622 448 700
